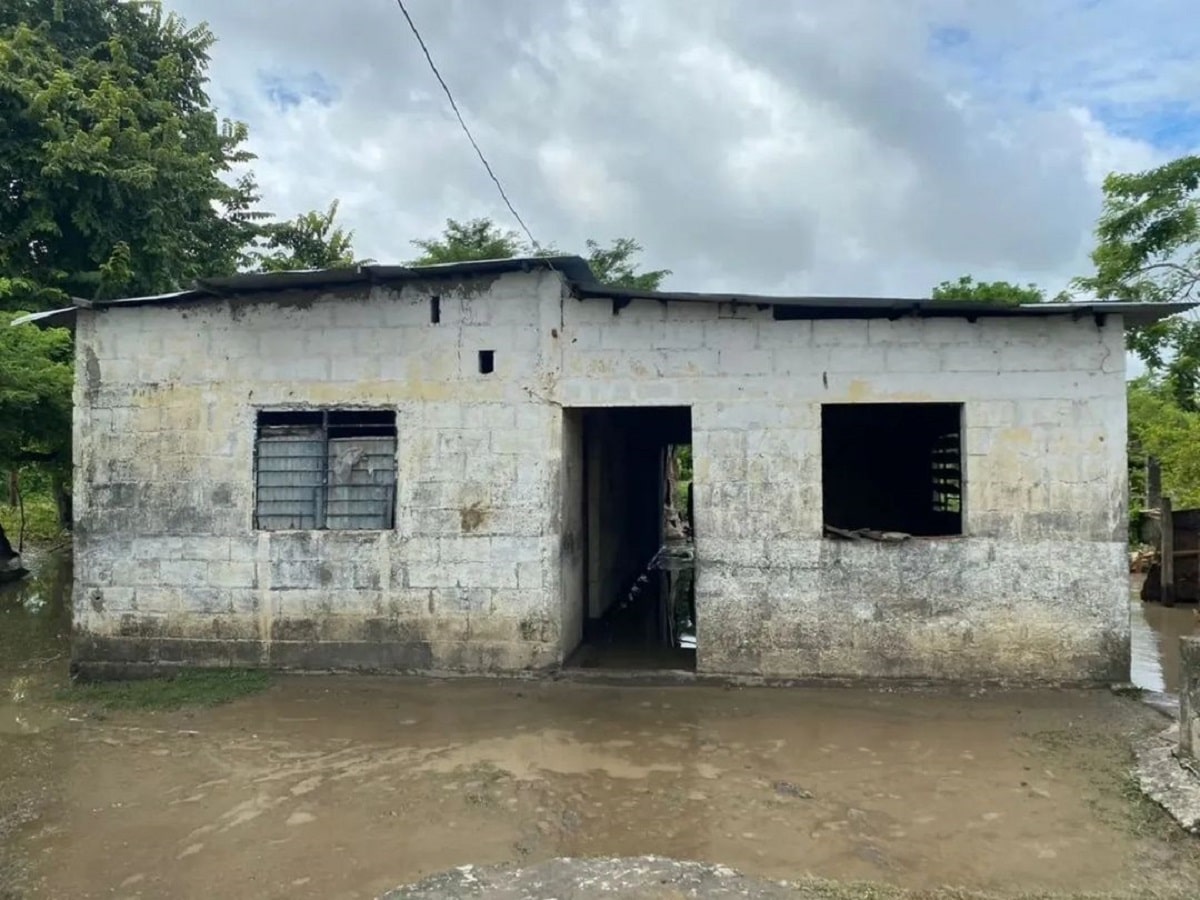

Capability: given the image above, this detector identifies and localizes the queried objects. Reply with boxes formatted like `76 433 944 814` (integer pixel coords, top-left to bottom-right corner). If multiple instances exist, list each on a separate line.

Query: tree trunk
7 470 17 507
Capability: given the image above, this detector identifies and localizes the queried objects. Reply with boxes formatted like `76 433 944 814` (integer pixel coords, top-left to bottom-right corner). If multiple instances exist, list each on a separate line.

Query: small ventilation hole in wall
478 350 495 374
430 295 441 324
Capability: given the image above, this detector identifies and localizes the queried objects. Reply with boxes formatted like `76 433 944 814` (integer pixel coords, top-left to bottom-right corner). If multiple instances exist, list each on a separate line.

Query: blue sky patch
259 70 339 111
1092 101 1200 150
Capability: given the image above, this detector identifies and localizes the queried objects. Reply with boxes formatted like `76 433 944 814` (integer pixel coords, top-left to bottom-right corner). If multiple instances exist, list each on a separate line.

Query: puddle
1130 575 1199 693
2 559 1200 899
0 550 71 733
0 678 1192 899
0 549 72 894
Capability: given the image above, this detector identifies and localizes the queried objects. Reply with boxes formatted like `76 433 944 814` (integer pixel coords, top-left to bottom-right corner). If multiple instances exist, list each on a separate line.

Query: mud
0 551 72 896
3 559 1200 899
3 676 1198 899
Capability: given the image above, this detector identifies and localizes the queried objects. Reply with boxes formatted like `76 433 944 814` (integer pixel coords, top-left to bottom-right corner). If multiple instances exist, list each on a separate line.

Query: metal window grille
930 431 962 514
254 410 397 530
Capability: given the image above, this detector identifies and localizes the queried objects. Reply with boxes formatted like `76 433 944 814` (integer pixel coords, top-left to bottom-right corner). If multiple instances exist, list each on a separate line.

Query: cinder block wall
73 270 1130 682
73 272 569 674
556 298 1129 683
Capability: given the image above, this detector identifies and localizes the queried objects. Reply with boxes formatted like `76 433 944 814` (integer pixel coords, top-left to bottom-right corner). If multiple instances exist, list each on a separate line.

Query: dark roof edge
9 255 1195 329
10 308 77 329
89 256 597 310
571 284 1195 327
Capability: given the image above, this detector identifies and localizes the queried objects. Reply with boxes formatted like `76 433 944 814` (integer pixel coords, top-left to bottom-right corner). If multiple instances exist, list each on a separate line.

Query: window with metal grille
254 410 397 531
821 403 963 536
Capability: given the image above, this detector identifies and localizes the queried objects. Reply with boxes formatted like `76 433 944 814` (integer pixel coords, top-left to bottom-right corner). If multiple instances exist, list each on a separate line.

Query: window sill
822 530 967 543
254 528 397 535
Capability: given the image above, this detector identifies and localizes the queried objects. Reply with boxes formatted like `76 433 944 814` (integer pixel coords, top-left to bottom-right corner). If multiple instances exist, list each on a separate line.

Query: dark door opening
562 406 695 671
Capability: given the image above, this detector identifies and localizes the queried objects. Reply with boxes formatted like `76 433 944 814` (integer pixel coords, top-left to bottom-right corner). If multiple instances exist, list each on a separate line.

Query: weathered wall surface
73 270 1130 681
555 298 1129 683
74 272 568 674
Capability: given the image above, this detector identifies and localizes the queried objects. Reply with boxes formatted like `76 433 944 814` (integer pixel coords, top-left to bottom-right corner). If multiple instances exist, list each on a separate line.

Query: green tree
0 311 72 555
0 1 356 550
410 217 526 266
1128 377 1200 526
582 237 670 291
1075 155 1200 409
410 217 670 290
0 0 265 306
253 201 358 272
930 276 1047 306
1078 155 1200 306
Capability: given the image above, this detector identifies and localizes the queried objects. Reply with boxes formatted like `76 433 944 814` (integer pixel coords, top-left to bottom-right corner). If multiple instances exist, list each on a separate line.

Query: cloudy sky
164 0 1199 297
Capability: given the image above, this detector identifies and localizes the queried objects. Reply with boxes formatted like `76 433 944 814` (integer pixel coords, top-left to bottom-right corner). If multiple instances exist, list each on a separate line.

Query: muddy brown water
3 557 1200 899
1131 591 1199 693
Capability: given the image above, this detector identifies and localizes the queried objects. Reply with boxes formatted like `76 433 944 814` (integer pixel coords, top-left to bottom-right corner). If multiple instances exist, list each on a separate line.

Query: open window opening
561 406 695 671
821 403 963 537
255 409 397 531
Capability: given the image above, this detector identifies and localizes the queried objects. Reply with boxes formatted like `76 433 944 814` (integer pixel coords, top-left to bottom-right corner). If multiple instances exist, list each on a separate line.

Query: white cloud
166 0 1199 297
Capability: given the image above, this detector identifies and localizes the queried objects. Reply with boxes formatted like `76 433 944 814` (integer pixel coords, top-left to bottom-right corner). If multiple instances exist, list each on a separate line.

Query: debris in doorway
596 540 696 647
1130 547 1157 573
824 525 911 543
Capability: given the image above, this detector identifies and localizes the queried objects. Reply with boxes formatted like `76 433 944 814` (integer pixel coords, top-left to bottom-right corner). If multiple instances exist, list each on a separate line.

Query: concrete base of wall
72 635 561 680
71 636 1122 688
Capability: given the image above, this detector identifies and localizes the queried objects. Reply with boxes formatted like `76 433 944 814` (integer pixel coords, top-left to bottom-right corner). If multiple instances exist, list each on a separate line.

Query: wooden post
1162 495 1176 607
1148 456 1162 511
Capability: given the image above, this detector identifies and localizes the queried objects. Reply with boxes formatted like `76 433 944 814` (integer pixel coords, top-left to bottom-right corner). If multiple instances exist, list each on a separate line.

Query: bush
0 492 64 546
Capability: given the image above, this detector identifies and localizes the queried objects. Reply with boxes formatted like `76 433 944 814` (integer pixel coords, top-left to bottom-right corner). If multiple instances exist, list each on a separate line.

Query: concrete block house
27 257 1189 681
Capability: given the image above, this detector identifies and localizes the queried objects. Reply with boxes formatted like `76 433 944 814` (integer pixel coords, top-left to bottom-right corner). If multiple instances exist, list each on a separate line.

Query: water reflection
1130 572 1199 693
0 550 72 733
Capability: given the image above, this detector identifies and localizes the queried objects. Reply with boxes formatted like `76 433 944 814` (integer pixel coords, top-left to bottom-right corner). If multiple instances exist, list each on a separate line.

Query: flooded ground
1130 574 1199 693
2 558 1200 899
11 675 1200 899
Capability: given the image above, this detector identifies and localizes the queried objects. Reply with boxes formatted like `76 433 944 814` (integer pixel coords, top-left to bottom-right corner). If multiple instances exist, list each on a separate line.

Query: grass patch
0 494 66 546
62 669 270 711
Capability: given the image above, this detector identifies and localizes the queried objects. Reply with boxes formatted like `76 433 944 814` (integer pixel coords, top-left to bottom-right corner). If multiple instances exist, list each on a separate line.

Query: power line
393 0 542 252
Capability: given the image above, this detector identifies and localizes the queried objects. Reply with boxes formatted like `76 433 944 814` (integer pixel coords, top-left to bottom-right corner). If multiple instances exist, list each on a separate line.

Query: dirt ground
0 675 1197 900
4 558 1200 900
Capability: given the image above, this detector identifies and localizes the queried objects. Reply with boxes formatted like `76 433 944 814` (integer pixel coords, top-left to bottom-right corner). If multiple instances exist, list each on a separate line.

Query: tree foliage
0 0 265 306
0 312 72 471
252 201 357 272
1128 378 1200 512
410 217 670 290
410 218 525 266
1077 155 1200 306
1077 155 1200 409
0 1 357 546
930 276 1047 306
582 237 670 291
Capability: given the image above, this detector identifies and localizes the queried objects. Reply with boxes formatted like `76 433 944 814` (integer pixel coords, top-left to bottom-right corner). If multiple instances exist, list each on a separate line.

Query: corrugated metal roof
572 283 1195 327
9 307 78 329
9 254 1196 328
96 256 597 308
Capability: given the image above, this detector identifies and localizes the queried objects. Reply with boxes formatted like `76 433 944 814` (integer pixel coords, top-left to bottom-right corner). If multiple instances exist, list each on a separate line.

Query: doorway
561 406 695 670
